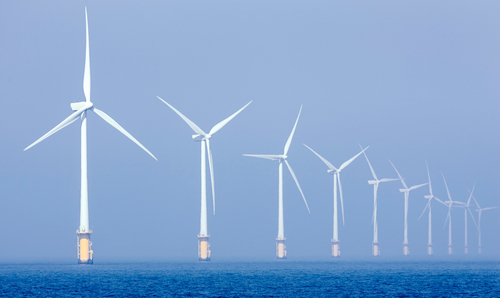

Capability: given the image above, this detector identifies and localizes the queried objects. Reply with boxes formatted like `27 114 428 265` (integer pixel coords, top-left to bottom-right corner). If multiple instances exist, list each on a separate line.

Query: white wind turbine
457 185 477 254
158 97 251 261
24 8 157 264
304 144 368 258
441 174 465 255
360 148 399 257
417 162 446 255
390 161 427 256
243 106 309 259
470 192 499 254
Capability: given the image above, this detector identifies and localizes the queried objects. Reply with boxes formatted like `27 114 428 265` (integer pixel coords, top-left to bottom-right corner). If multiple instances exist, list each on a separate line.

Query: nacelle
71 101 86 111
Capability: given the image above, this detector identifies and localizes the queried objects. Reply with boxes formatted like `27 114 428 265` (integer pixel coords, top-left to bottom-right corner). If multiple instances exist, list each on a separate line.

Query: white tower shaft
79 112 89 232
373 183 378 243
464 209 468 253
403 192 408 245
333 173 338 241
428 204 432 246
448 215 452 247
200 140 208 236
278 161 284 239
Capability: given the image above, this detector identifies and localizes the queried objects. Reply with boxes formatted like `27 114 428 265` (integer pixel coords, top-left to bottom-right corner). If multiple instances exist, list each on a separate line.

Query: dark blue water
0 261 498 297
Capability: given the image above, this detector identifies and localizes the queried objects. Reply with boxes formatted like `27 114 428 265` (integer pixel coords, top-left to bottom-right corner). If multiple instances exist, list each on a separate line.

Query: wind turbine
359 148 399 257
24 8 157 264
158 97 251 261
456 185 477 254
441 174 465 255
390 161 427 256
470 192 499 254
417 162 445 255
243 106 309 259
303 144 368 258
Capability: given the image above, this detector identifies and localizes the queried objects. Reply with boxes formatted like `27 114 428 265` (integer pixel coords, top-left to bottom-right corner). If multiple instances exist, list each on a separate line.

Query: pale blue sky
0 1 498 260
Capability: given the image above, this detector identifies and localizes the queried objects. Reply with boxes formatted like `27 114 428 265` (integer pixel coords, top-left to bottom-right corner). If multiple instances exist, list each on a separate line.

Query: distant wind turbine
244 106 309 259
441 174 465 255
418 162 445 255
470 191 498 254
456 185 477 254
390 161 427 256
360 148 399 256
304 144 367 257
158 97 251 261
24 8 157 265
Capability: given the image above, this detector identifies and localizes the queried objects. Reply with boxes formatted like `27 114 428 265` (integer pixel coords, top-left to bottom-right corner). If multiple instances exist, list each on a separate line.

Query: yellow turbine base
77 230 93 264
427 245 433 255
276 238 286 259
403 245 409 256
372 243 380 256
198 235 211 261
448 246 453 255
332 241 340 258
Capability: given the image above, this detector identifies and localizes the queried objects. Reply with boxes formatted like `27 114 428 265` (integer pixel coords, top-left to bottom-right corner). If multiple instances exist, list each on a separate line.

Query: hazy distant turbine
360 148 399 257
24 8 157 265
303 144 367 258
390 161 427 256
457 185 477 254
158 97 251 261
441 174 465 255
244 106 310 259
470 191 499 254
418 162 446 255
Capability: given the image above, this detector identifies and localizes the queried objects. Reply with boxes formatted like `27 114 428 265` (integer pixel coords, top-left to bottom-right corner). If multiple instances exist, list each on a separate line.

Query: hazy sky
0 1 499 261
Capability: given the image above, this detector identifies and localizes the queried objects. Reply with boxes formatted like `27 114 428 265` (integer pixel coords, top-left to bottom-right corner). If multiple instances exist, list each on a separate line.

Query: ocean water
0 260 498 297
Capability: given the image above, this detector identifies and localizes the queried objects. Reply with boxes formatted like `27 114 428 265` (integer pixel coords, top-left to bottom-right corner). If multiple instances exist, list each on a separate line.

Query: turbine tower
158 97 251 261
470 192 499 254
24 8 157 264
417 162 445 255
360 148 399 257
390 161 427 256
442 174 464 255
457 185 477 254
303 144 368 258
243 106 310 259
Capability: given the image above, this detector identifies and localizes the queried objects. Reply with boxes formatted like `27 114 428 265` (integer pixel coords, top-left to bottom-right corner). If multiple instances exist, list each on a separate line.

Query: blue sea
0 260 498 297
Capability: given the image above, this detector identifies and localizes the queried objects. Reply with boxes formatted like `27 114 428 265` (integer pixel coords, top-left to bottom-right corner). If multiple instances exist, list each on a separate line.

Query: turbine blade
157 96 206 136
379 178 399 183
337 174 345 226
208 101 252 136
467 207 477 228
471 193 481 210
83 7 91 103
93 108 157 160
409 183 428 191
242 154 283 161
426 161 433 196
434 197 446 206
303 144 336 171
443 207 451 229
360 144 377 181
206 138 215 215
284 160 310 213
467 183 475 205
339 146 369 171
24 109 84 151
441 173 452 201
482 206 500 211
283 105 302 155
418 200 431 221
389 160 407 189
